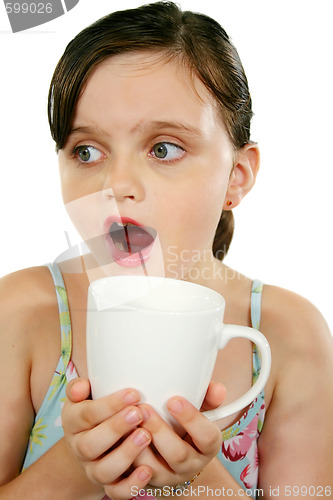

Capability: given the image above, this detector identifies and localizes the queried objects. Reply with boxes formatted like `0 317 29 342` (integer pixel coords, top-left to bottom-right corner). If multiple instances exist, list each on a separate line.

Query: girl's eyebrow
69 125 105 136
69 121 202 138
130 120 202 137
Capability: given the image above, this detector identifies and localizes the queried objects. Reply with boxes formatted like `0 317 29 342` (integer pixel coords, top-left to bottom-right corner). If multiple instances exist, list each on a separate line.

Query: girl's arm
0 438 103 500
0 272 37 485
0 271 103 498
258 287 333 498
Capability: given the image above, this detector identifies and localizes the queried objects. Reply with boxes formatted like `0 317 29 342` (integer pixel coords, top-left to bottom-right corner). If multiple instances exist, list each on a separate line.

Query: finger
200 381 227 411
139 404 193 473
62 388 141 434
104 465 152 500
73 406 144 461
133 443 179 485
86 428 152 486
66 378 91 403
167 397 221 456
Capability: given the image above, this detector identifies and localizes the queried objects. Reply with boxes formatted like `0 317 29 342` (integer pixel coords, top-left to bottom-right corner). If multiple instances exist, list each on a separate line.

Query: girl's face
58 52 235 279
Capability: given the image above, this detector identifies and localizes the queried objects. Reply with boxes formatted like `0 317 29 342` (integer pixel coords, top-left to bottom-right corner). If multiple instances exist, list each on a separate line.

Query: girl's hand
134 383 226 489
62 378 153 500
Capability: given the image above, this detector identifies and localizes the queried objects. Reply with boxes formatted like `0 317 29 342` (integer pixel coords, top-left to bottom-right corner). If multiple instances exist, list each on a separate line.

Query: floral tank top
216 280 265 497
21 263 265 499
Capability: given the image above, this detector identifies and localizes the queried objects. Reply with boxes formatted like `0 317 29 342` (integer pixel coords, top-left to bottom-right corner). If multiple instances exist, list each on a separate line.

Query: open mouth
107 219 157 267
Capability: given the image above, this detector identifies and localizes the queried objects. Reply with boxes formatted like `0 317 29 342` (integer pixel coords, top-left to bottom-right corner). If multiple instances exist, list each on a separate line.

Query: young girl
0 2 332 499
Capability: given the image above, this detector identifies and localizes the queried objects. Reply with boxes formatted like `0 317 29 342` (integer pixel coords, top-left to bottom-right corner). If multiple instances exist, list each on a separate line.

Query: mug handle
203 324 271 421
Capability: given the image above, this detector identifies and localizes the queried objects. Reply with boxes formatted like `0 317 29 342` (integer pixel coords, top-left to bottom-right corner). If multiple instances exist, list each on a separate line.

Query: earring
226 200 233 207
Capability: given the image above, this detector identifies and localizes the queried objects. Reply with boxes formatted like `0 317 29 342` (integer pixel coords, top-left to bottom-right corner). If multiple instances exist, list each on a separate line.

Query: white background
0 0 332 332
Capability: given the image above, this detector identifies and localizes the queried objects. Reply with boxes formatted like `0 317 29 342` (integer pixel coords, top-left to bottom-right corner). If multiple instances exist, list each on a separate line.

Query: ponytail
212 210 234 260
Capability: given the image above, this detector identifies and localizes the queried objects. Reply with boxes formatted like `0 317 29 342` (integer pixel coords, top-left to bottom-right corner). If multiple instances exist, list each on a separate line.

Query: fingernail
123 390 140 404
132 429 150 447
168 397 184 414
138 467 152 482
125 408 142 424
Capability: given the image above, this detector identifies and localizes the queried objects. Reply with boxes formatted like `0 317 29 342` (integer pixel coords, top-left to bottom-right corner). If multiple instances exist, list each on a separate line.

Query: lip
104 215 156 268
103 216 144 234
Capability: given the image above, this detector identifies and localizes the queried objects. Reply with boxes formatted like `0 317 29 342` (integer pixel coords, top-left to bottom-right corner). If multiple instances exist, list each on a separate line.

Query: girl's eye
73 145 104 164
150 142 185 162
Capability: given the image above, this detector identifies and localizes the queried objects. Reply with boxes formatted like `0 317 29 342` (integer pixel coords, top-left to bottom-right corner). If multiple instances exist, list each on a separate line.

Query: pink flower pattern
221 402 265 490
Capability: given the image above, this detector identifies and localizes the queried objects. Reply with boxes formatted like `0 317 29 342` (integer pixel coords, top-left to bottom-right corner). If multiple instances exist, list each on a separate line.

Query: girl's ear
223 143 260 210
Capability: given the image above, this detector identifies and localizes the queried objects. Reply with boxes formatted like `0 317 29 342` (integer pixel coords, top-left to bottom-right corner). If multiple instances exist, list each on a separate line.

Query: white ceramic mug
86 276 271 429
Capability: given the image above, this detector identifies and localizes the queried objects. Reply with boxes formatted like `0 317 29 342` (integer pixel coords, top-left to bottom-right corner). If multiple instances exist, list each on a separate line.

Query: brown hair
48 1 253 260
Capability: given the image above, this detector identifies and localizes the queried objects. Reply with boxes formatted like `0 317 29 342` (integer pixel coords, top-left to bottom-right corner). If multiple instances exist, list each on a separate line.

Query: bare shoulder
260 283 332 357
260 283 332 426
0 266 56 336
0 265 54 306
0 266 57 481
0 265 58 380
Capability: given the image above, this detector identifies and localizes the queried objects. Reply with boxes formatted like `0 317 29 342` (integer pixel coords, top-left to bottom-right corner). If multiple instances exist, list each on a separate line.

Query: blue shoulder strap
251 279 263 331
251 279 264 380
46 262 72 367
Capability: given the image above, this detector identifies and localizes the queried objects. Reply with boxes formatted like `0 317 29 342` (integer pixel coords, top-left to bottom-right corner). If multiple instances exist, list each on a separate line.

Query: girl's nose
102 156 145 203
